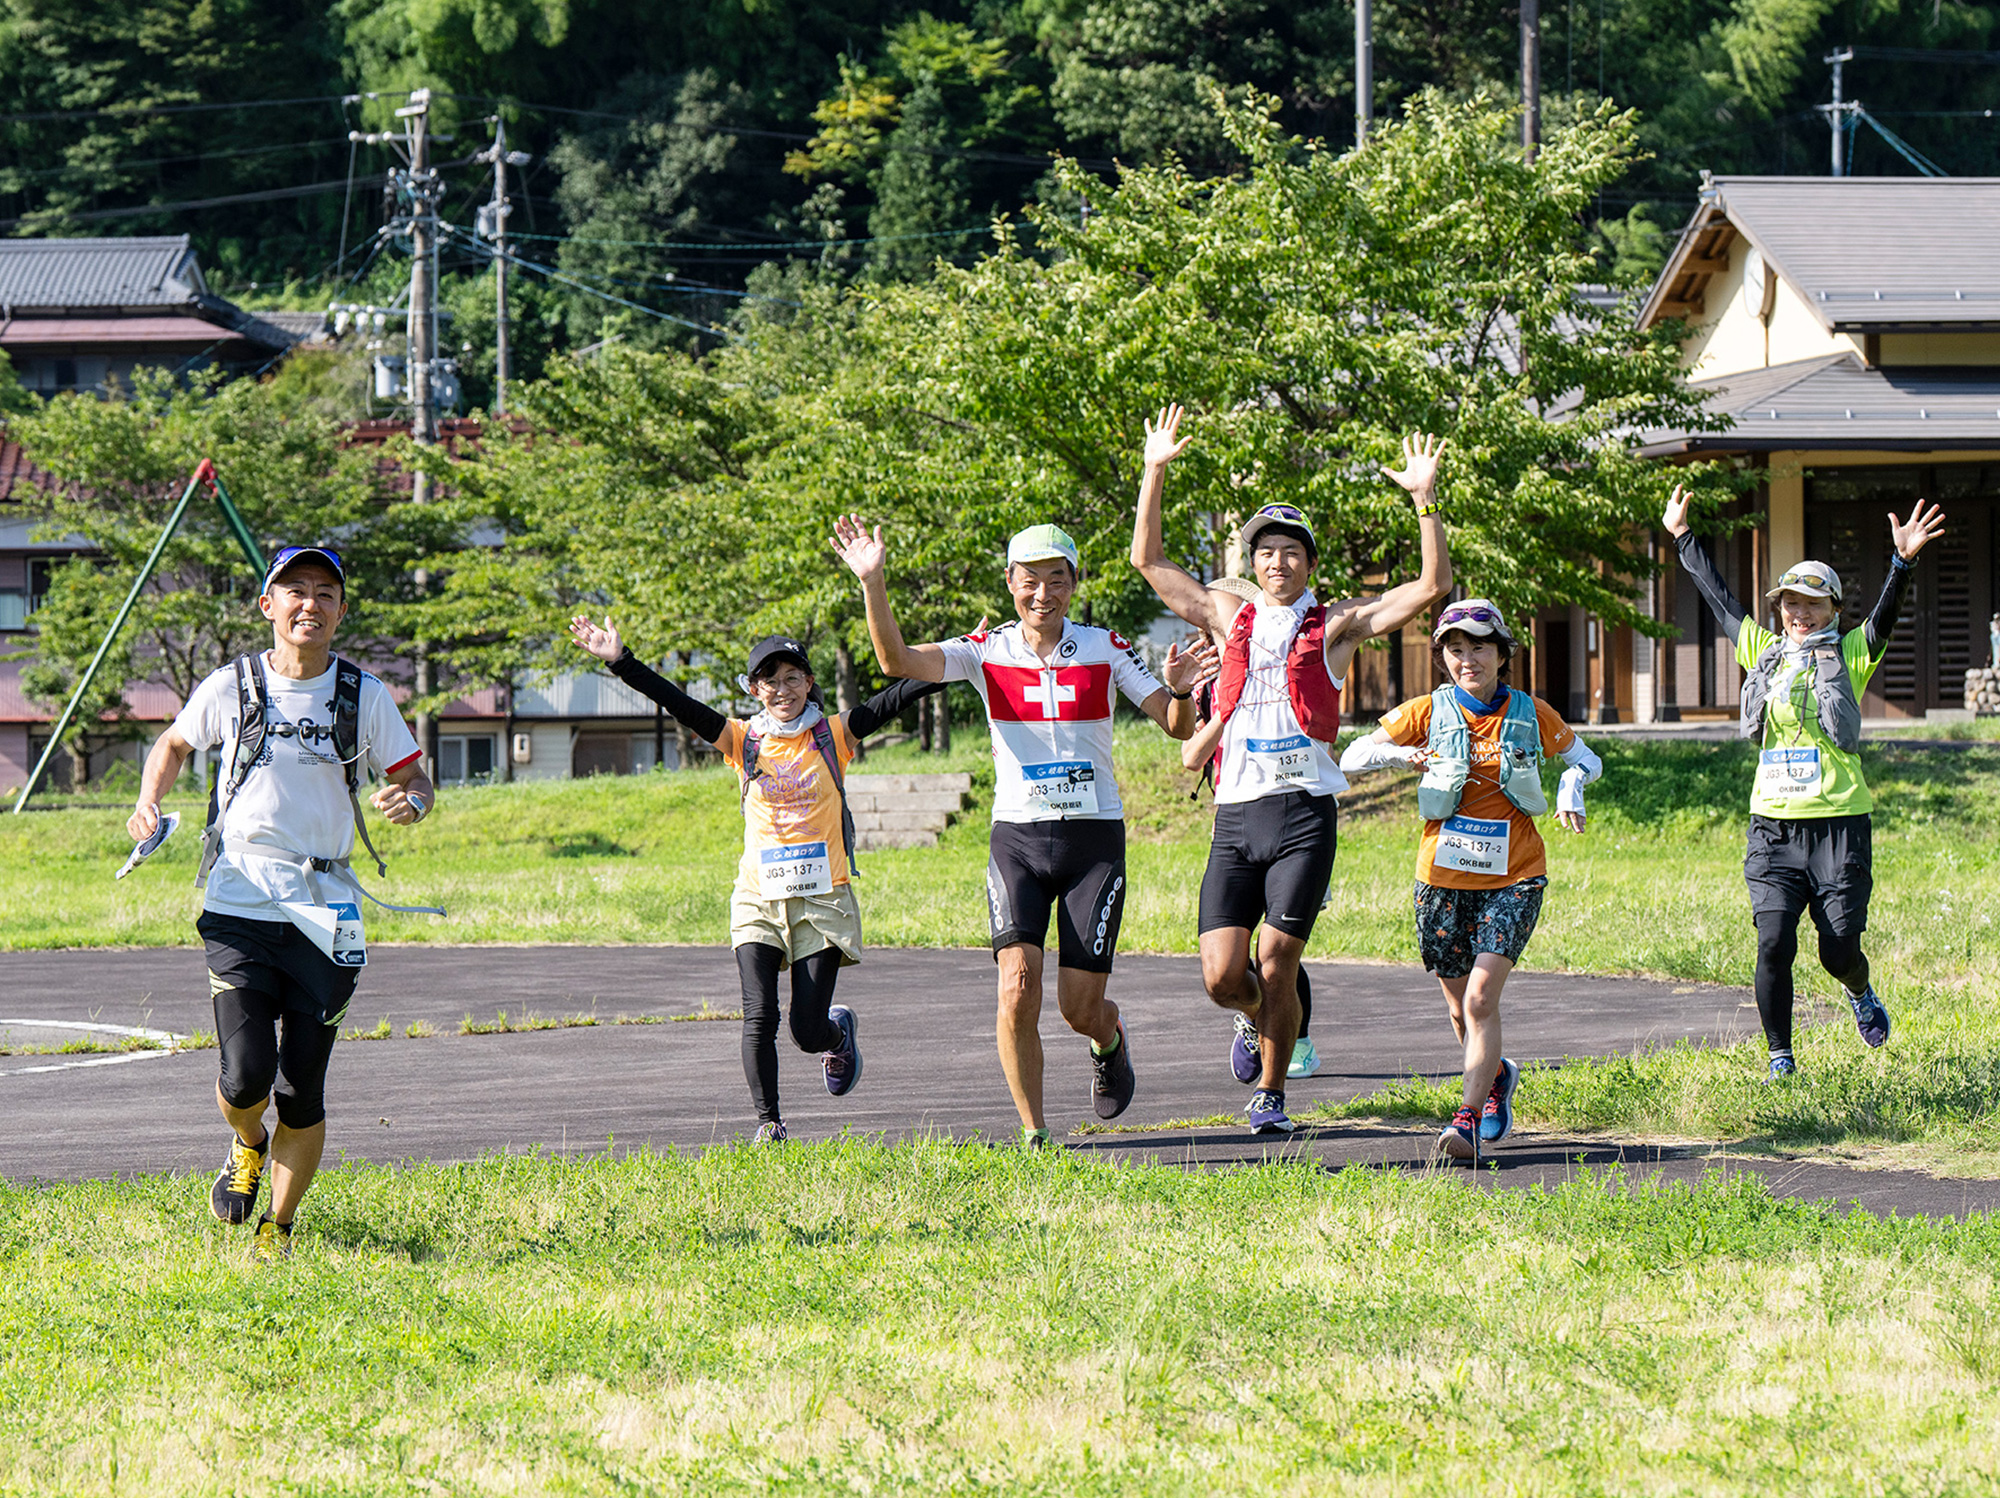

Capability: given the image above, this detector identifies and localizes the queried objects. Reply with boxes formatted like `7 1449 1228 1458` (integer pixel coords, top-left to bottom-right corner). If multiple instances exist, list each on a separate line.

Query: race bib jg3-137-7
757 841 834 899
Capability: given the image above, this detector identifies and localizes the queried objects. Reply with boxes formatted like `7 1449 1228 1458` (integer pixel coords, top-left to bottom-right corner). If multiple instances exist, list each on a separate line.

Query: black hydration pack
195 652 388 887
740 715 858 875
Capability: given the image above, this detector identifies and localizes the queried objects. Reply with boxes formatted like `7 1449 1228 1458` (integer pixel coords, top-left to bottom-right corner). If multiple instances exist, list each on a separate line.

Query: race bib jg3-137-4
1022 761 1099 816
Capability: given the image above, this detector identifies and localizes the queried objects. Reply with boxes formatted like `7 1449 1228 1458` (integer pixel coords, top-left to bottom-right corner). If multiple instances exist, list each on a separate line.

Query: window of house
438 733 497 785
0 591 25 631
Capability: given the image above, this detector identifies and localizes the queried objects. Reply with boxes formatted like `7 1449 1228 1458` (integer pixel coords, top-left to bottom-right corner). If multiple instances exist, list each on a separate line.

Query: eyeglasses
1253 504 1307 522
1438 604 1502 627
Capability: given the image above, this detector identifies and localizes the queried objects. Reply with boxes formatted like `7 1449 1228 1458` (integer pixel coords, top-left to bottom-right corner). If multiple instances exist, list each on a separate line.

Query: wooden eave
1638 208 1738 327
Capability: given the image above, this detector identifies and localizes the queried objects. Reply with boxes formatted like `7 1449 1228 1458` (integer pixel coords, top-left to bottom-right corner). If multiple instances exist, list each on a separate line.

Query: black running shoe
823 1005 862 1097
210 1133 268 1225
1091 1021 1136 1120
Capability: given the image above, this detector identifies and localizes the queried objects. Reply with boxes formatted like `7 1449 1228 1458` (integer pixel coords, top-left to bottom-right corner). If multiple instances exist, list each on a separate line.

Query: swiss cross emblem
1022 671 1076 720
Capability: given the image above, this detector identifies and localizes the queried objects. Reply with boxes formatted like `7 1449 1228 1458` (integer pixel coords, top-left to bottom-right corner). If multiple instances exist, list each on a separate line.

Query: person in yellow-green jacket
1663 484 1944 1080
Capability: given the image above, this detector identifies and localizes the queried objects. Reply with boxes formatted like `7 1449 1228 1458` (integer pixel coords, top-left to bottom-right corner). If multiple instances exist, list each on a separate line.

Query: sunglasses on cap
1251 503 1308 522
1437 603 1502 627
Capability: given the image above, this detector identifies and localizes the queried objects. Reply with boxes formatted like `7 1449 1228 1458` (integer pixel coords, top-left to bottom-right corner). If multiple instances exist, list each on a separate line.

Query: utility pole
1822 47 1854 176
1521 0 1542 158
477 117 532 415
398 87 438 773
1355 0 1372 146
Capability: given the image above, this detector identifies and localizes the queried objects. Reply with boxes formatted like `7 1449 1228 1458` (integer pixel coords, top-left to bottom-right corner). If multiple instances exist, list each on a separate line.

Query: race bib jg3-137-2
1433 815 1510 876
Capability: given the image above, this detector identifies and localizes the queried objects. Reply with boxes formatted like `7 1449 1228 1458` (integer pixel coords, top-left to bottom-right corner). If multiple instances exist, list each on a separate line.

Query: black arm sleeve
845 676 946 740
606 650 729 744
1674 531 1749 643
1863 557 1914 659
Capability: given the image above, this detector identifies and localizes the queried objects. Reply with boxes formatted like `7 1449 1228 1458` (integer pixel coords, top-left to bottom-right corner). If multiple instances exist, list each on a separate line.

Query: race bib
1246 734 1322 788
1433 815 1510 877
758 841 833 899
278 900 367 968
1758 747 1823 800
1023 761 1099 816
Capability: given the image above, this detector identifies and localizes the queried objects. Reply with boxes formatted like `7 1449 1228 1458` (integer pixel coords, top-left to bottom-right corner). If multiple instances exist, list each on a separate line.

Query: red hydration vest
1210 599 1345 758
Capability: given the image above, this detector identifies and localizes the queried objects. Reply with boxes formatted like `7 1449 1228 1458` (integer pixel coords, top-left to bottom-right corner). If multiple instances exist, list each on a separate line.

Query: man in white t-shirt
1131 405 1453 1135
832 516 1211 1147
126 545 432 1264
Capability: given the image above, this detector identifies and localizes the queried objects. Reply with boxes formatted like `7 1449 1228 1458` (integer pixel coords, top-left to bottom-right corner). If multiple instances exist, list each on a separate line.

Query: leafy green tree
846 89 1733 639
7 371 452 747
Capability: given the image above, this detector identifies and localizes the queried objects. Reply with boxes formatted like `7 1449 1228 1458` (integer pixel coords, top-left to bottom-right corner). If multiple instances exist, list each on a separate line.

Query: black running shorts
985 819 1127 973
1198 790 1338 940
1744 812 1872 941
200 912 354 1130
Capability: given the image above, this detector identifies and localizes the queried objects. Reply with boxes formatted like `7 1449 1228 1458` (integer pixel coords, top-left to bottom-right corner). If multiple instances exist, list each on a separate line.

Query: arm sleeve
365 678 423 777
1110 631 1165 707
1674 532 1749 642
845 676 945 740
1338 732 1422 775
607 650 728 744
1556 736 1602 816
170 671 229 752
1862 556 1914 659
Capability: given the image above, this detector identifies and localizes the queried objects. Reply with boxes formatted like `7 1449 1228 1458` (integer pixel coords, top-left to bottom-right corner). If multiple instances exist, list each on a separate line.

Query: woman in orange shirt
1340 600 1602 1160
571 617 941 1143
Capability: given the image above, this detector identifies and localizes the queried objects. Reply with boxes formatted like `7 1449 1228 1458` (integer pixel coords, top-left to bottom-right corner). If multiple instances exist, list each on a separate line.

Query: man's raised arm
831 514 949 683
1332 434 1453 650
1129 404 1225 635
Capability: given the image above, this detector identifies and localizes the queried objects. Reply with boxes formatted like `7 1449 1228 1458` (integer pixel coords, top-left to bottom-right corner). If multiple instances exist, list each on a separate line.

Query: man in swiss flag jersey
1131 405 1453 1136
833 515 1213 1147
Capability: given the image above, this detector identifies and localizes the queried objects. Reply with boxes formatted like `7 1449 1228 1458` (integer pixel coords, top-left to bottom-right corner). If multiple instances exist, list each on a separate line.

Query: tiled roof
1642 176 2000 333
1637 353 2000 455
0 235 206 309
0 438 57 504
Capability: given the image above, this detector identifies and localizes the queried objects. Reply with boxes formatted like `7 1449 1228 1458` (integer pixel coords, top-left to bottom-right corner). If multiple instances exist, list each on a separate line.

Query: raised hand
1889 499 1946 561
568 613 623 663
1143 404 1193 469
1382 432 1446 500
1162 632 1219 694
831 513 888 582
1662 484 1693 538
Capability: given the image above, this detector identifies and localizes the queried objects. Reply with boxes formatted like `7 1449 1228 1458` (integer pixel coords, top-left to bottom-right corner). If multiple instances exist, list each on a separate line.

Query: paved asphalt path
4 944 1993 1216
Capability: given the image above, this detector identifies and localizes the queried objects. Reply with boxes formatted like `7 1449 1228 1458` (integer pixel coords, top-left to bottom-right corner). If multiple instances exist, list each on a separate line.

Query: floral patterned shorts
1413 876 1548 979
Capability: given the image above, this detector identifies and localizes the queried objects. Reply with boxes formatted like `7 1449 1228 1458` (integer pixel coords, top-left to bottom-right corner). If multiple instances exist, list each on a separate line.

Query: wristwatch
1169 687 1193 700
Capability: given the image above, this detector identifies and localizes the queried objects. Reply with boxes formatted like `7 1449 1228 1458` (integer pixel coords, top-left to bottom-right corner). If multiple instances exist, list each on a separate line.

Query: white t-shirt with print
172 655 423 920
1214 590 1349 805
935 621 1162 823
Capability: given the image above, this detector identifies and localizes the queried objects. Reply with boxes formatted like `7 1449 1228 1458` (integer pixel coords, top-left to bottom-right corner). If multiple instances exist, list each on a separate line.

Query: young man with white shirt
1130 404 1452 1135
832 516 1211 1147
126 546 432 1263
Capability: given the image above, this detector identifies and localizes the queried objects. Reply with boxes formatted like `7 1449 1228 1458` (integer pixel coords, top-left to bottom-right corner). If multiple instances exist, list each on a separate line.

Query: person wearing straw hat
1129 403 1453 1136
1662 484 1944 1080
1340 599 1602 1159
832 514 1213 1148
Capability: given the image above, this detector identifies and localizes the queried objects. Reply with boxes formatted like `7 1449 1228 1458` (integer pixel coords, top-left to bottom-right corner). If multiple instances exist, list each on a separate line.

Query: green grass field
6 729 1999 1173
8 1145 2000 1497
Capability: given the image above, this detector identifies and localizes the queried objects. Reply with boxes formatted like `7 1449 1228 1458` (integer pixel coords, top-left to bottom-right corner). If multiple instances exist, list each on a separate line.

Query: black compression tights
1752 912 1871 1053
737 943 845 1123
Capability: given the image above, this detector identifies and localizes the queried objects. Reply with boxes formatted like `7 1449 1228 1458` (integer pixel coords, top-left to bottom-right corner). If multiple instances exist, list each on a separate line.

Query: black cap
745 635 812 680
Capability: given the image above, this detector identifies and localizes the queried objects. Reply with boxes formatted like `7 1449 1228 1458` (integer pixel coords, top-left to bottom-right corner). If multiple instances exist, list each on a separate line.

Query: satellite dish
1740 248 1776 324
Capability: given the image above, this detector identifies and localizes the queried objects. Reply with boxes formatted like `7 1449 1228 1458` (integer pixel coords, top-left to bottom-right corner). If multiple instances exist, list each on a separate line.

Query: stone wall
1967 668 2000 715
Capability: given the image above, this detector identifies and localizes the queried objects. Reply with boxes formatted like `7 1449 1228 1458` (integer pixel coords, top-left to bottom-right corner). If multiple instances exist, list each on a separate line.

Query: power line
446 225 734 339
505 224 998 253
0 93 376 127
0 174 389 229
3 135 351 182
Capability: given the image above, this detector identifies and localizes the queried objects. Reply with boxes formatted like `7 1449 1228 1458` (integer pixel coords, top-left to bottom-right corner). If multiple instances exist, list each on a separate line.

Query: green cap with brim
1006 523 1080 571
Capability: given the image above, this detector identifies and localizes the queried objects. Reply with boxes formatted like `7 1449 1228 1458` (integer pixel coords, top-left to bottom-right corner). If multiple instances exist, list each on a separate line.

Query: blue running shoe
1849 988 1890 1049
1767 1053 1799 1082
1436 1106 1477 1162
824 1005 862 1096
1479 1057 1519 1143
1230 1014 1261 1085
1246 1088 1293 1134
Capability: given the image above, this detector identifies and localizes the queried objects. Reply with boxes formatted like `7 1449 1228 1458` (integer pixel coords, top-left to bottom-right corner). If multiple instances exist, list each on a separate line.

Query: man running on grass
832 516 1212 1147
127 546 432 1264
1130 404 1452 1134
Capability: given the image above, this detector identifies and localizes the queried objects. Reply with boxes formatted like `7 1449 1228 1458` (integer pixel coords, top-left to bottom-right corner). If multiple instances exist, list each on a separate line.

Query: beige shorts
729 881 863 968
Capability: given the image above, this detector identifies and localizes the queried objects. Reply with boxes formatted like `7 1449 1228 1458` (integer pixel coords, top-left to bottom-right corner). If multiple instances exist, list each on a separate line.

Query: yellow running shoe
210 1133 268 1224
251 1215 292 1265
